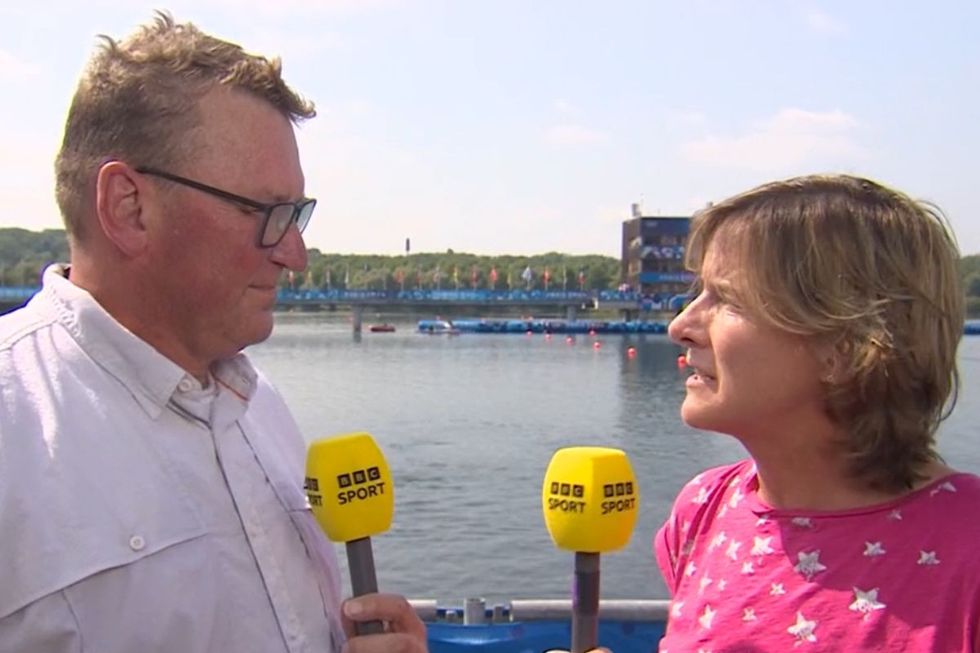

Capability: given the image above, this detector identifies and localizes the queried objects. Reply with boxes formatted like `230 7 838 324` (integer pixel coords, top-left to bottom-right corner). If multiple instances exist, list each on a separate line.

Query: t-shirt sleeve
652 462 749 598
654 515 680 595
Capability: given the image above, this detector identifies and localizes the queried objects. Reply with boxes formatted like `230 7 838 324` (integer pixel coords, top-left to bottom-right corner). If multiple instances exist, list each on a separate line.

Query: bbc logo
337 466 382 488
603 482 634 498
550 482 585 498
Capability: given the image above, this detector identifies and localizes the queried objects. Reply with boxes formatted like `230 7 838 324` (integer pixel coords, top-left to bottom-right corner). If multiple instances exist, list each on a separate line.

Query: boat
369 323 396 333
418 319 461 335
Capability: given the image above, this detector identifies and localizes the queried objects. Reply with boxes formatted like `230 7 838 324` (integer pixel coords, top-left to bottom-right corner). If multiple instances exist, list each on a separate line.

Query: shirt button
177 378 194 393
129 535 146 551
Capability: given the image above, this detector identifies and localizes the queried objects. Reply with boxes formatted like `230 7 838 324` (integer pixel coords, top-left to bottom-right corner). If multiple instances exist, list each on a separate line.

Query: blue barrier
420 319 669 335
428 620 663 653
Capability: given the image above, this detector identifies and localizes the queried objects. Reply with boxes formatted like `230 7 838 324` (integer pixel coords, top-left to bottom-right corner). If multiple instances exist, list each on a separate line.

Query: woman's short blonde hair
685 174 964 492
55 11 315 241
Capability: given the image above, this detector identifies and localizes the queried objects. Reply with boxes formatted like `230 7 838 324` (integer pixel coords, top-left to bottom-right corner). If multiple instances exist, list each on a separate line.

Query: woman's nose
668 299 702 347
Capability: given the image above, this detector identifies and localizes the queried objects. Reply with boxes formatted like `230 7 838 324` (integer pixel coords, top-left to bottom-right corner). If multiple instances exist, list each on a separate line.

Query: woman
658 175 979 652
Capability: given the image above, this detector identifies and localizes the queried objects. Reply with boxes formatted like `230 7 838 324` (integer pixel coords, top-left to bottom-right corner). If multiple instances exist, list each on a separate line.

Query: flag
471 265 479 289
506 269 513 289
416 268 422 289
490 266 498 289
543 267 551 290
325 267 331 288
304 268 314 288
433 265 442 289
288 270 295 289
344 264 350 288
395 269 405 290
562 266 568 291
521 265 533 289
453 265 460 290
578 269 586 290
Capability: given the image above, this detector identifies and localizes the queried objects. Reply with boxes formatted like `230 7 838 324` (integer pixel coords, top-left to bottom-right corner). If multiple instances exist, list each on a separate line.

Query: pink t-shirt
655 460 980 652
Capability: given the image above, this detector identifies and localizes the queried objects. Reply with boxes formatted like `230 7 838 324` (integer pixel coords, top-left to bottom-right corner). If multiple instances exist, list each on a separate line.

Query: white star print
699 604 716 629
684 561 697 577
849 587 886 617
864 541 886 557
671 601 684 618
791 517 813 529
788 611 818 643
699 575 713 594
918 551 940 566
756 516 771 527
681 520 692 534
728 475 741 488
726 540 742 561
729 487 745 508
719 504 729 518
692 487 709 505
752 536 775 556
681 540 695 556
742 608 757 622
794 550 828 580
717 579 728 592
770 583 786 596
741 561 755 575
692 473 705 485
930 481 957 497
888 509 902 521
708 532 728 551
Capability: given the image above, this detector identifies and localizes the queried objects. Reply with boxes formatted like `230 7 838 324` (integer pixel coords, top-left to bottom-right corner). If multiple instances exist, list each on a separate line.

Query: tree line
0 228 622 292
2 227 979 315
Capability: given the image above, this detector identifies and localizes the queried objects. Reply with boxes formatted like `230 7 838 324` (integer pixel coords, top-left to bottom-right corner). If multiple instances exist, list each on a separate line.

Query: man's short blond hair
685 174 964 492
55 11 315 241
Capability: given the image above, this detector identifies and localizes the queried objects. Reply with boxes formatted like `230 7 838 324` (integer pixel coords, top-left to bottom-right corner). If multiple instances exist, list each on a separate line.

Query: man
0 13 426 653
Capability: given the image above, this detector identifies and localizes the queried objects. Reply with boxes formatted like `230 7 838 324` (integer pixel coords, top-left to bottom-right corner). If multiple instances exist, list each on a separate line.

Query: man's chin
237 314 276 350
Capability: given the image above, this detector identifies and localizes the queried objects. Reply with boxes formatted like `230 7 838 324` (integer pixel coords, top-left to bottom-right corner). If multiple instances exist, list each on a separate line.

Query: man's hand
341 593 427 653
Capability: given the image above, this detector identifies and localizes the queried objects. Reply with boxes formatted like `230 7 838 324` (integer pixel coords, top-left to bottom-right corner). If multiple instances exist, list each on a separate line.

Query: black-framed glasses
136 167 316 248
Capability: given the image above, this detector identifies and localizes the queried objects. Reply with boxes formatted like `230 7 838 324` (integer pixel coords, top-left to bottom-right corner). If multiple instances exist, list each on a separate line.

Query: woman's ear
815 337 848 384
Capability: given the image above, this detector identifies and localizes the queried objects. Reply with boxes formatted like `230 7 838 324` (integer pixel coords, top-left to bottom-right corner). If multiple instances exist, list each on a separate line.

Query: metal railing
410 598 670 624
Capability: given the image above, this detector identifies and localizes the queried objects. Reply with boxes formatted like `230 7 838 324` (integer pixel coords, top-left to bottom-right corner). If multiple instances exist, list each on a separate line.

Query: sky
1 1 978 257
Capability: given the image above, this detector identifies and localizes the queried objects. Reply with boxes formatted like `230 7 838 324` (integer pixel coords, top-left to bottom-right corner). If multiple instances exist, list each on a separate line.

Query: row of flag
287 265 590 290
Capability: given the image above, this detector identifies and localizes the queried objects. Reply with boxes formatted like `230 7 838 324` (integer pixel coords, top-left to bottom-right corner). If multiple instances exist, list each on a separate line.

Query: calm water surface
248 313 980 604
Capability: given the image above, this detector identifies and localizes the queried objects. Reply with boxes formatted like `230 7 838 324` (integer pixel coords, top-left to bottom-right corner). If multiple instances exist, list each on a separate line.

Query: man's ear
95 161 149 257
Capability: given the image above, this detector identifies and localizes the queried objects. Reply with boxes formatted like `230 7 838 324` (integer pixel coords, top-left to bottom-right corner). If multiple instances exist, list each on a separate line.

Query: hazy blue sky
1 1 977 257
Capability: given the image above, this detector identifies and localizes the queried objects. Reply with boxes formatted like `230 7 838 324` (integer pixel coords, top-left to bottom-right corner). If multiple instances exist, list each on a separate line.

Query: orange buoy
588 329 596 336
526 330 533 336
545 333 552 340
593 341 601 350
566 336 574 345
627 347 637 357
677 355 688 369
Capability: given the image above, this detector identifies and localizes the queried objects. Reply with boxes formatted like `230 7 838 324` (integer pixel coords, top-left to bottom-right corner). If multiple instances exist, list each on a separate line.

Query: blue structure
427 620 664 653
419 318 669 335
417 599 667 653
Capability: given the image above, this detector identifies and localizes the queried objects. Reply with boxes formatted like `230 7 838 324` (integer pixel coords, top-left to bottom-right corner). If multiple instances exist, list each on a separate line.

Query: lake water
248 313 980 604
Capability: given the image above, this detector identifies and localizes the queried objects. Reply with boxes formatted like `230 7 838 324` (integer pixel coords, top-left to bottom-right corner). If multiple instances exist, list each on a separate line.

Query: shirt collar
35 264 258 419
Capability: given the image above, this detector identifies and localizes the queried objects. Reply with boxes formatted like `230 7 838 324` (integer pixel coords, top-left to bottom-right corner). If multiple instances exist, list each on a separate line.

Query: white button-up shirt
0 266 344 653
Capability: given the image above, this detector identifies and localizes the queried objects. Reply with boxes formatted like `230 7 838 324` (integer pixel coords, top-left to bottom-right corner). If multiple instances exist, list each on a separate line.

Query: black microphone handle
346 537 385 635
572 551 600 653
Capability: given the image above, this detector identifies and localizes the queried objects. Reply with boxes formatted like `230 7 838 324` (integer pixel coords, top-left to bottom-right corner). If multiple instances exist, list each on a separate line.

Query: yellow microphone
542 447 639 653
305 432 395 636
